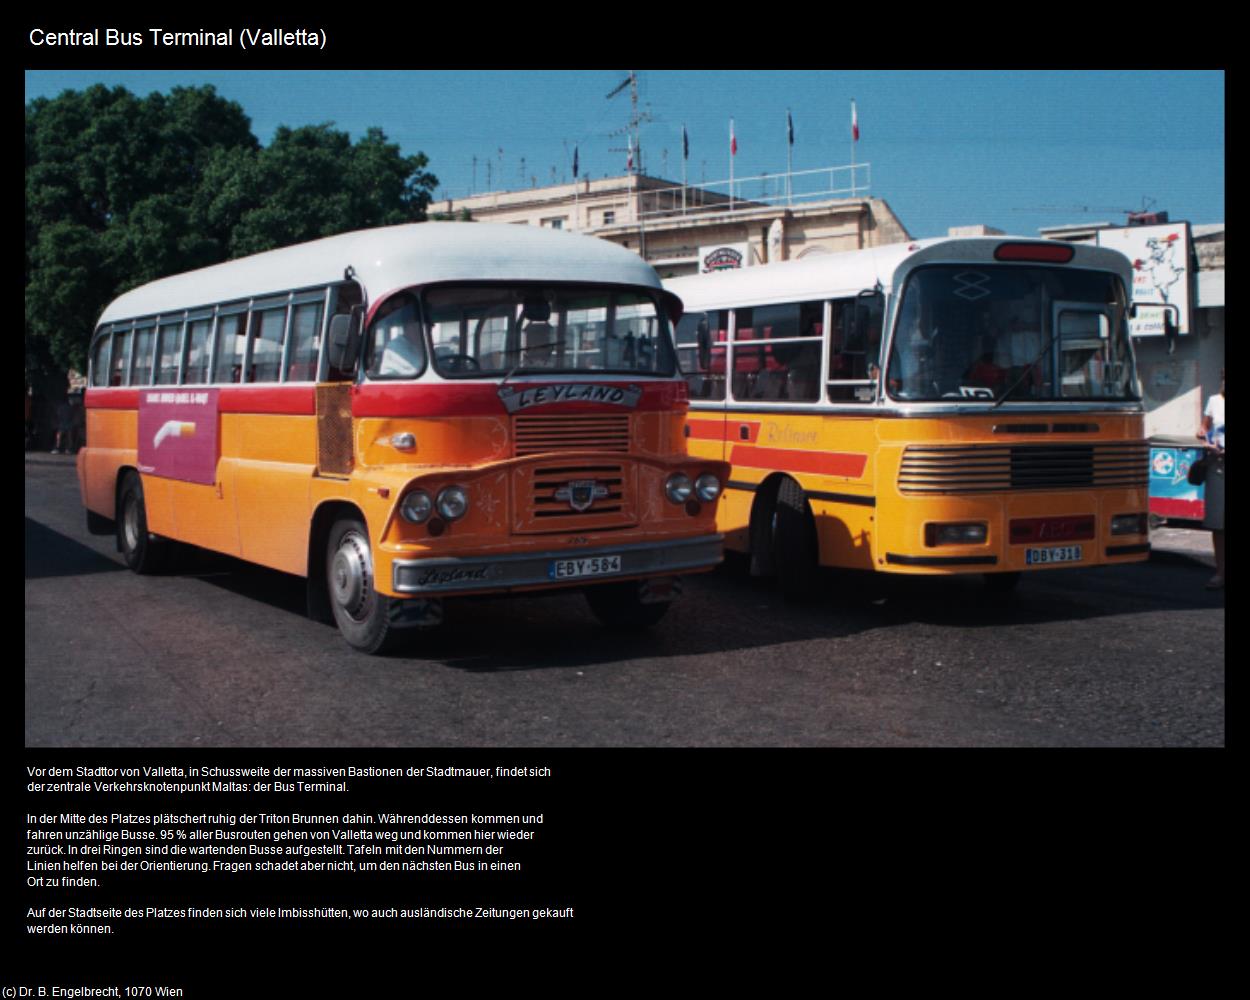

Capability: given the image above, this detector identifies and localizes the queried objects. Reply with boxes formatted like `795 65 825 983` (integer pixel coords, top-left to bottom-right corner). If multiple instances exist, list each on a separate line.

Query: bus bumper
390 534 724 596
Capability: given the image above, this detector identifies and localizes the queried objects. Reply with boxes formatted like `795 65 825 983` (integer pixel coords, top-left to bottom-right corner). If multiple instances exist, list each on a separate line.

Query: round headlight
665 473 693 504
400 490 433 524
436 485 469 521
695 473 722 502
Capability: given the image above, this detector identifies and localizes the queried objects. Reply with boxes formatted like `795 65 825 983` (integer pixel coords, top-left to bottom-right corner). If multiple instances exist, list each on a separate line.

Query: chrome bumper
391 535 724 595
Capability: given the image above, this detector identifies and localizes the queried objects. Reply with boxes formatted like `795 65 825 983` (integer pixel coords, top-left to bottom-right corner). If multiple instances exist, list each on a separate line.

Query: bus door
317 283 364 477
676 308 730 462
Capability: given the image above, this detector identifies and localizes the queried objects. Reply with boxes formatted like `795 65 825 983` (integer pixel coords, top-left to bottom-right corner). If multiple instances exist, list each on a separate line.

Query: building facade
429 172 911 277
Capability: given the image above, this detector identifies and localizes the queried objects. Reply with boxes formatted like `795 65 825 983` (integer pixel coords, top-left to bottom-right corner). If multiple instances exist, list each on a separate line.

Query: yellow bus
79 222 728 652
666 236 1150 596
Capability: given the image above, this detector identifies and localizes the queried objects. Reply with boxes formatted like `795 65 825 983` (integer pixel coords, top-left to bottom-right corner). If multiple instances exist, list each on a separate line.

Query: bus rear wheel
773 477 818 601
117 471 169 574
585 580 671 628
326 517 403 654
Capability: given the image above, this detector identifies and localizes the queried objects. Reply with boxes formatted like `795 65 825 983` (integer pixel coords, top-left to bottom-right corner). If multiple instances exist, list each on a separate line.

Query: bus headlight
400 490 434 524
695 473 722 502
1111 513 1147 536
665 473 693 504
925 522 988 547
436 486 469 521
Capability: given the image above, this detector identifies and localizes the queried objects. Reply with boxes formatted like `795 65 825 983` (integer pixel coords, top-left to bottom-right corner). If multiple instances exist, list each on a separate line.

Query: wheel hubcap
123 495 141 551
330 531 372 621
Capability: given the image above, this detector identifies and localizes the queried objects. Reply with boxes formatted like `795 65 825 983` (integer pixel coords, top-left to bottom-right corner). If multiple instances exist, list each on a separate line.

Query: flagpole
681 124 687 215
729 118 735 211
850 99 857 197
786 110 793 207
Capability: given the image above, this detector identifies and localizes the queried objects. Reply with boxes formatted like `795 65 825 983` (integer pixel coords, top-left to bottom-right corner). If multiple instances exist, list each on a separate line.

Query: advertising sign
1149 444 1205 521
137 388 220 485
699 242 751 273
1097 223 1192 336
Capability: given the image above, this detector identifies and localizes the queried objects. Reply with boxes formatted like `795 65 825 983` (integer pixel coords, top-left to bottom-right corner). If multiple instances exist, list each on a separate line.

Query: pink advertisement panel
137 388 220 485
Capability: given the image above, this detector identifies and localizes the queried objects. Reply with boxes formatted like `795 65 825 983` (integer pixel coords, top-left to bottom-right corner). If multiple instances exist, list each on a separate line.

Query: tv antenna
607 70 652 175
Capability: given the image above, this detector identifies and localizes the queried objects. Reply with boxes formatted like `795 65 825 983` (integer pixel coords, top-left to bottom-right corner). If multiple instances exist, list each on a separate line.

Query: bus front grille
512 461 637 534
514 414 631 457
898 442 1149 494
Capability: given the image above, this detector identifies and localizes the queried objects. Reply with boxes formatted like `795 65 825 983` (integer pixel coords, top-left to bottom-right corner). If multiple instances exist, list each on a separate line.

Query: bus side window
248 305 287 383
288 300 325 382
131 326 155 386
156 320 184 384
109 327 132 386
213 311 248 384
90 331 111 387
183 318 213 384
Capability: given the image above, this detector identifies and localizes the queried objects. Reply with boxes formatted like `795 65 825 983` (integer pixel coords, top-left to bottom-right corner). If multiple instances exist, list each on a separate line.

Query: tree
26 85 440 387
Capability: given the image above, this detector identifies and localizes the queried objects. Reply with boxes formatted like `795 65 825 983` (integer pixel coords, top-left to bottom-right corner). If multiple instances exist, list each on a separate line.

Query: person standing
1198 369 1225 589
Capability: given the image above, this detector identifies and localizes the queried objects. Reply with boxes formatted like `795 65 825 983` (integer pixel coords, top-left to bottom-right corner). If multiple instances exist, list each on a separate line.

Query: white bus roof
664 236 1133 312
98 222 665 326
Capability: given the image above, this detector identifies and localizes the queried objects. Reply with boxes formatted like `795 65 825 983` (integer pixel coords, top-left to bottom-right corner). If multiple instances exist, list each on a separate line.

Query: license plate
549 555 623 580
1025 545 1083 565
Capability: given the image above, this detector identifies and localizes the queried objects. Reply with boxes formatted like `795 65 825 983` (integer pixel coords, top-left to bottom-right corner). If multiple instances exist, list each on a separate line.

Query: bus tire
773 477 818 601
326 516 402 654
585 581 671 629
983 571 1022 594
117 471 169 574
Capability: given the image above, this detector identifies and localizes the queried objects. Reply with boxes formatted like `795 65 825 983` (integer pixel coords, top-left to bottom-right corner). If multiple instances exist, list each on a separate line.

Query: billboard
699 242 751 273
1097 223 1192 336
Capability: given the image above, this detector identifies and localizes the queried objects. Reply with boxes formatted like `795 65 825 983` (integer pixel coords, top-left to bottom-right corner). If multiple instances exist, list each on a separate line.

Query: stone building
428 171 911 277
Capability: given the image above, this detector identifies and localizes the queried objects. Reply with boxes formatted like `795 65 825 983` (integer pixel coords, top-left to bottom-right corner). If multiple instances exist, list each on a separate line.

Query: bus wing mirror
662 290 685 325
327 306 364 371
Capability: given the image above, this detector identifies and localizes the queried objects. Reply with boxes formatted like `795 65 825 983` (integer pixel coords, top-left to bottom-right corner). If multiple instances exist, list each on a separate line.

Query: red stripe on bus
731 444 867 479
353 381 686 418
686 419 761 443
218 386 316 415
84 389 141 409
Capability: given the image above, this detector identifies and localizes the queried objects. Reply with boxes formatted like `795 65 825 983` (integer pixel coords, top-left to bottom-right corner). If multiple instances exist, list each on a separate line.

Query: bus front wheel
326 517 403 654
117 471 169 574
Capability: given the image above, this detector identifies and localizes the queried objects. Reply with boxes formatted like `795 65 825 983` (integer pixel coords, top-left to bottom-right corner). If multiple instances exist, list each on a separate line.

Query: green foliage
26 84 440 379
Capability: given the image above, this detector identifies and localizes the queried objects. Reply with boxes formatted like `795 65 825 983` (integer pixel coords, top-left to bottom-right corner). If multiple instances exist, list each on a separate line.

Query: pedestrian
1198 368 1225 589
52 397 73 455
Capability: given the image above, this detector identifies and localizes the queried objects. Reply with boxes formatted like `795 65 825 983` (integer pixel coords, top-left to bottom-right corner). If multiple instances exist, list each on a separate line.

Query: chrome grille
513 461 637 534
898 442 1149 494
514 414 631 456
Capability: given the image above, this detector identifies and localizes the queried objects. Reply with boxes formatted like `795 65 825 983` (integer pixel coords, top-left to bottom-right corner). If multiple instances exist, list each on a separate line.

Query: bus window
731 301 822 402
366 294 426 379
248 305 287 383
675 310 728 400
213 310 248 384
183 318 213 384
109 327 132 386
287 300 324 382
90 332 111 387
827 296 882 402
155 320 183 384
131 326 155 386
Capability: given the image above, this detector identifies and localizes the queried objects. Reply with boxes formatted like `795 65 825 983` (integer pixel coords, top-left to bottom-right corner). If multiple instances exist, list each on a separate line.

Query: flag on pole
627 134 634 172
682 124 689 161
851 100 859 142
572 144 579 179
787 110 794 146
730 118 737 156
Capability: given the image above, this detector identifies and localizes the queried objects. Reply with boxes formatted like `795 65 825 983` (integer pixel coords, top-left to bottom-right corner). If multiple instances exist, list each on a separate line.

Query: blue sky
24 69 1224 240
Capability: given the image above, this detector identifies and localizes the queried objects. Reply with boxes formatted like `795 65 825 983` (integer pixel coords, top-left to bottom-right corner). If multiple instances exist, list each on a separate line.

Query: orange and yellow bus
79 222 728 652
666 236 1150 596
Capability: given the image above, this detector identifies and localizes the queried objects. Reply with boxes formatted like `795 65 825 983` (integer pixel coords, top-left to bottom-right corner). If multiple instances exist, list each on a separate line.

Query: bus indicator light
994 242 1075 263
